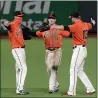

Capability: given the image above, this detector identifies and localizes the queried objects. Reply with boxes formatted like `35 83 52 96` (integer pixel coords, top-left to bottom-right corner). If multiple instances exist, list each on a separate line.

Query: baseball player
36 13 70 93
51 12 96 96
3 11 29 95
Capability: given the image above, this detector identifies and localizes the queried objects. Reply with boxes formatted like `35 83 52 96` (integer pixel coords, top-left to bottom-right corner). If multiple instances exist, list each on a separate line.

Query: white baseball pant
67 45 95 95
12 48 27 93
45 48 62 91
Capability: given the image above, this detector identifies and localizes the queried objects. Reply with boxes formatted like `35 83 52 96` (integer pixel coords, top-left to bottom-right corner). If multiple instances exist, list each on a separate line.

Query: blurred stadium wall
0 1 97 35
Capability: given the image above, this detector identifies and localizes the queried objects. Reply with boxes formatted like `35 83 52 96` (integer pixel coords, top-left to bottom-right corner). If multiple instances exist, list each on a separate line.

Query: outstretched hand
91 18 96 26
3 20 10 27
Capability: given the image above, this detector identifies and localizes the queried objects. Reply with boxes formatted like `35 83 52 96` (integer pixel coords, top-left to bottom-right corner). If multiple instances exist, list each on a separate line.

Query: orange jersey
69 20 92 46
8 17 25 48
36 29 70 48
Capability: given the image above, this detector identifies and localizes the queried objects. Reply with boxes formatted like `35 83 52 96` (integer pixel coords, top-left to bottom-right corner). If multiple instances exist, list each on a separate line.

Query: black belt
16 46 25 48
73 45 85 49
47 47 60 51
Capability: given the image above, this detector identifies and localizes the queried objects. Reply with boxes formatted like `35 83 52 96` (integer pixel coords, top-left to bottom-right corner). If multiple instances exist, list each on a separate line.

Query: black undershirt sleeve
21 27 37 40
64 25 72 38
64 26 70 32
4 25 11 30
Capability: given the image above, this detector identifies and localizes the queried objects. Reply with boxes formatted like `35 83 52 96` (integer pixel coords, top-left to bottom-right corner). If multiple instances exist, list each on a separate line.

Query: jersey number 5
83 30 88 39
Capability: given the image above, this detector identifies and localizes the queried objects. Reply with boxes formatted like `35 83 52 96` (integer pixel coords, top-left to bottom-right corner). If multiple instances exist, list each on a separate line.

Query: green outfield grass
1 38 97 97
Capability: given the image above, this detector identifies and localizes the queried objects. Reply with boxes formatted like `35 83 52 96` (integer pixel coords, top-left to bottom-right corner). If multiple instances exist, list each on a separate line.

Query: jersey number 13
83 30 88 39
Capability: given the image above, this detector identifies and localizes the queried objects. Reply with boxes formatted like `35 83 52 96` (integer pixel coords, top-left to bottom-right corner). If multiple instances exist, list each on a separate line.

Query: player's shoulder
10 21 15 26
68 23 76 28
82 21 92 27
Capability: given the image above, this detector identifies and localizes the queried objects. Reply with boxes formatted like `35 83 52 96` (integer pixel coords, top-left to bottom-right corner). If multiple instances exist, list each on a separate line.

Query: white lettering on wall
43 1 50 14
23 1 42 14
15 1 23 11
1 1 4 11
3 1 11 14
2 1 50 14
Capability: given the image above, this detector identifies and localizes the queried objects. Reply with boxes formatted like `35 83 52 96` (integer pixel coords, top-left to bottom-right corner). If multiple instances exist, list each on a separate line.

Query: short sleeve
60 30 70 37
68 24 75 32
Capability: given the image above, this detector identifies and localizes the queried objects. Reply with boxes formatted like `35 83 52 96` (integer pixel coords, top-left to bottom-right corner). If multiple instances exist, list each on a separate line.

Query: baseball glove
38 22 50 32
21 25 34 40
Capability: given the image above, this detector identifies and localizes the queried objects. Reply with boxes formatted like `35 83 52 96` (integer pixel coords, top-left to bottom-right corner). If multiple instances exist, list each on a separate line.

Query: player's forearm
50 25 71 32
66 32 70 37
62 31 71 37
50 25 64 30
56 25 64 30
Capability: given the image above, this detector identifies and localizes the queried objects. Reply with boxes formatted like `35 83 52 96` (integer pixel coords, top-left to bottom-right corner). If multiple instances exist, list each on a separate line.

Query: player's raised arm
50 24 75 33
51 25 64 30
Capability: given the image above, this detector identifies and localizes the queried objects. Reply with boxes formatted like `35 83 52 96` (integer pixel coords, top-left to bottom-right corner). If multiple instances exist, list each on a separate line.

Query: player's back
70 20 92 46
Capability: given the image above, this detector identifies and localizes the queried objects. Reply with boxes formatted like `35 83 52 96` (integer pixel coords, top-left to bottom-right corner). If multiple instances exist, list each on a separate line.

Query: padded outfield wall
0 1 97 34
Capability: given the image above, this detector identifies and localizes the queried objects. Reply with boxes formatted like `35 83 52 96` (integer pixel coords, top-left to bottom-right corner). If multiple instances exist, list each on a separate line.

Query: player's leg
15 62 20 91
49 67 56 92
12 48 28 94
12 49 21 92
78 58 95 93
54 48 62 91
45 50 51 76
45 50 56 92
18 48 27 91
67 47 84 95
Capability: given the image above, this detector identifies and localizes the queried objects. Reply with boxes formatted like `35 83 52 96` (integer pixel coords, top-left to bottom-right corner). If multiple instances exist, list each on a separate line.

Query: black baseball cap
48 12 56 19
14 11 24 17
68 12 80 18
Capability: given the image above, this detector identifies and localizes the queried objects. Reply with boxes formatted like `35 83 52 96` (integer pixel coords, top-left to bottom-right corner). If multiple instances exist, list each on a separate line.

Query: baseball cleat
55 85 59 92
49 88 59 93
16 90 29 95
86 91 96 95
55 88 59 92
62 92 73 96
49 90 55 93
